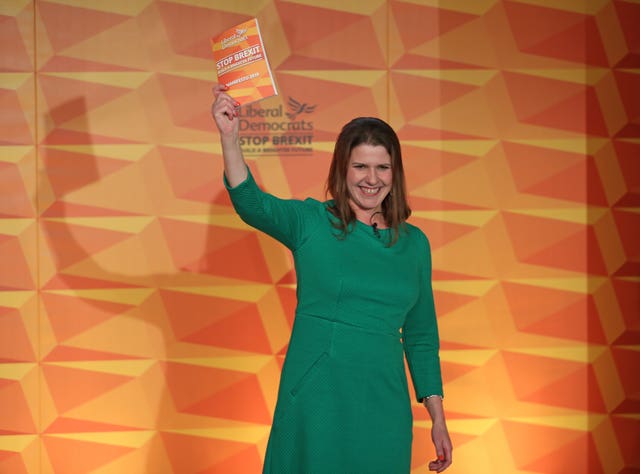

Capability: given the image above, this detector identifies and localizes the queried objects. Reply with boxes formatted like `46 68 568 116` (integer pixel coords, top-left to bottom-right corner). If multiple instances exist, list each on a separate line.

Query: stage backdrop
1 1 638 473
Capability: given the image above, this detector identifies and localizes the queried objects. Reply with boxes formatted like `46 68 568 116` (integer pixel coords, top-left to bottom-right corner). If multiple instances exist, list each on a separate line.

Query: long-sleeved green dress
226 169 443 474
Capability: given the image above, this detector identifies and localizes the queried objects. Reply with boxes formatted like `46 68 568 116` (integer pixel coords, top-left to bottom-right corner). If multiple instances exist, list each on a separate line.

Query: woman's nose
365 168 377 183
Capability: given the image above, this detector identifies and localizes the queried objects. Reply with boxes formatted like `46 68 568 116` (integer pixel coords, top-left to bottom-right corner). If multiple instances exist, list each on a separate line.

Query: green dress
226 169 443 474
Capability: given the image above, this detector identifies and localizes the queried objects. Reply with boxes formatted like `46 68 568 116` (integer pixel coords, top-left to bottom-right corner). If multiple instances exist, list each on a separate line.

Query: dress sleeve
224 167 317 251
403 230 444 402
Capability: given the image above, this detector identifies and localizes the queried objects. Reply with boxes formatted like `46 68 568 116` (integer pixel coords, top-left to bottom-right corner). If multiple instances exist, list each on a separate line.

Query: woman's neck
367 210 387 229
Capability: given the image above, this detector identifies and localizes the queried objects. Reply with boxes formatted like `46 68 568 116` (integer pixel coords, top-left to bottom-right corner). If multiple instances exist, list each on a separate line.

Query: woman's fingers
212 83 228 97
212 89 237 121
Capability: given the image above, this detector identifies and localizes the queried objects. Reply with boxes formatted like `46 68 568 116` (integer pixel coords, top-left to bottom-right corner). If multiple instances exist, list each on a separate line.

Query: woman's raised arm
211 84 247 187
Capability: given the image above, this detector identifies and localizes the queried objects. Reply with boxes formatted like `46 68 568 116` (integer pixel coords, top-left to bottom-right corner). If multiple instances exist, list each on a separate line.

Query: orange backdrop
1 1 638 473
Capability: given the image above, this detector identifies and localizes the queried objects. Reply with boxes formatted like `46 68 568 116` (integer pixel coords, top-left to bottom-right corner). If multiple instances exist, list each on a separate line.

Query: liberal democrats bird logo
286 97 317 120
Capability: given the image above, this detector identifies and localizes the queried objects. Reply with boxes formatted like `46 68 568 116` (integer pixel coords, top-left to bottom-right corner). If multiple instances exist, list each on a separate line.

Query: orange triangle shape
42 364 132 413
392 73 476 121
0 161 32 216
38 3 128 52
160 432 254 472
186 374 271 424
0 307 35 362
404 147 476 187
502 351 583 399
501 420 584 468
524 18 608 66
277 4 361 51
524 432 601 472
42 292 130 343
163 363 248 413
186 305 272 353
0 381 37 434
192 234 273 282
199 445 263 474
528 364 605 412
160 290 251 340
0 18 31 70
42 221 133 269
525 88 608 136
527 297 606 344
0 454 27 473
43 437 132 473
45 417 136 434
526 227 607 274
43 147 130 198
0 238 33 290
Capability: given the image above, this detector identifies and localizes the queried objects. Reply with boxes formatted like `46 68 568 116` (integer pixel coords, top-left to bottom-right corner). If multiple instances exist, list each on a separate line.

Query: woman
212 84 452 473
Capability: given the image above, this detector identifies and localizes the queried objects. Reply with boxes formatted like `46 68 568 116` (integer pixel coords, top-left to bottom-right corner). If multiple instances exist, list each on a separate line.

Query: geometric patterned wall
1 1 638 472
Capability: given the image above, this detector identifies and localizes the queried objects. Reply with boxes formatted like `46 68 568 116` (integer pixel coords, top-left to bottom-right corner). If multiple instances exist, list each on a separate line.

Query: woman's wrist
423 394 446 425
422 394 443 403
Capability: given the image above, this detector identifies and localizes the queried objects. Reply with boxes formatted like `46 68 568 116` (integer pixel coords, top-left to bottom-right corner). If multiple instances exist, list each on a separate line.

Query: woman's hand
211 84 240 139
428 421 452 472
423 396 452 472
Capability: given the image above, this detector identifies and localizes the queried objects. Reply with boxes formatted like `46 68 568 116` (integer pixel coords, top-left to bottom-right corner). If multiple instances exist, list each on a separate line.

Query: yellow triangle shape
506 208 606 225
285 0 385 14
42 72 153 89
398 69 497 86
43 288 155 305
505 138 608 155
505 67 608 85
0 219 34 236
46 430 156 448
170 355 272 374
45 216 154 233
404 0 495 15
0 73 32 91
166 285 272 303
404 139 498 156
504 277 607 294
0 145 33 163
0 434 38 452
41 0 152 15
166 426 269 443
167 214 247 230
507 414 604 431
506 0 607 15
166 71 213 81
45 144 153 162
0 291 36 308
0 363 37 381
44 359 156 377
281 70 386 87
412 210 498 227
432 280 498 297
440 349 497 367
508 345 606 363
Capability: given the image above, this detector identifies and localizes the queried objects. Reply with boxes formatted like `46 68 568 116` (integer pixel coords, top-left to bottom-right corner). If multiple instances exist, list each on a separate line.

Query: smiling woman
212 87 453 473
326 117 410 246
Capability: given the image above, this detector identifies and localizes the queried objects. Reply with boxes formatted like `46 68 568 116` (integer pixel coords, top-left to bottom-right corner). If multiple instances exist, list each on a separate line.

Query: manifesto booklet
211 18 278 105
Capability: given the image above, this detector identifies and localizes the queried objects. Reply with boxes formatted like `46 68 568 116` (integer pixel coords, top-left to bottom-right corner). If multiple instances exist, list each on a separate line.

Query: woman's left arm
403 229 452 471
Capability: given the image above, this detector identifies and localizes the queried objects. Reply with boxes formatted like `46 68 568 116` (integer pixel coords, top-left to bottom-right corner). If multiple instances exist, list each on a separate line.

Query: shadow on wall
38 97 263 472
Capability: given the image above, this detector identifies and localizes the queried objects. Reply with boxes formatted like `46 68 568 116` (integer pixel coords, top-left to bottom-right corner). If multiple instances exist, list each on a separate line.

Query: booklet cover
211 18 278 105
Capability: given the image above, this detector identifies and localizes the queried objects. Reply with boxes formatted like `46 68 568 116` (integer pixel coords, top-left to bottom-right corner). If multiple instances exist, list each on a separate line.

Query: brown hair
326 117 411 245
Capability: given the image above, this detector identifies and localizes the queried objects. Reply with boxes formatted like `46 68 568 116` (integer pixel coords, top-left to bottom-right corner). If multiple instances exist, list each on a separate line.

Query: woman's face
346 143 393 218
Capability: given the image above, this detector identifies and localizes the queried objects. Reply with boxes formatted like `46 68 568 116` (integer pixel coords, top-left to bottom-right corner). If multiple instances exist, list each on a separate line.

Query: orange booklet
211 18 278 105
